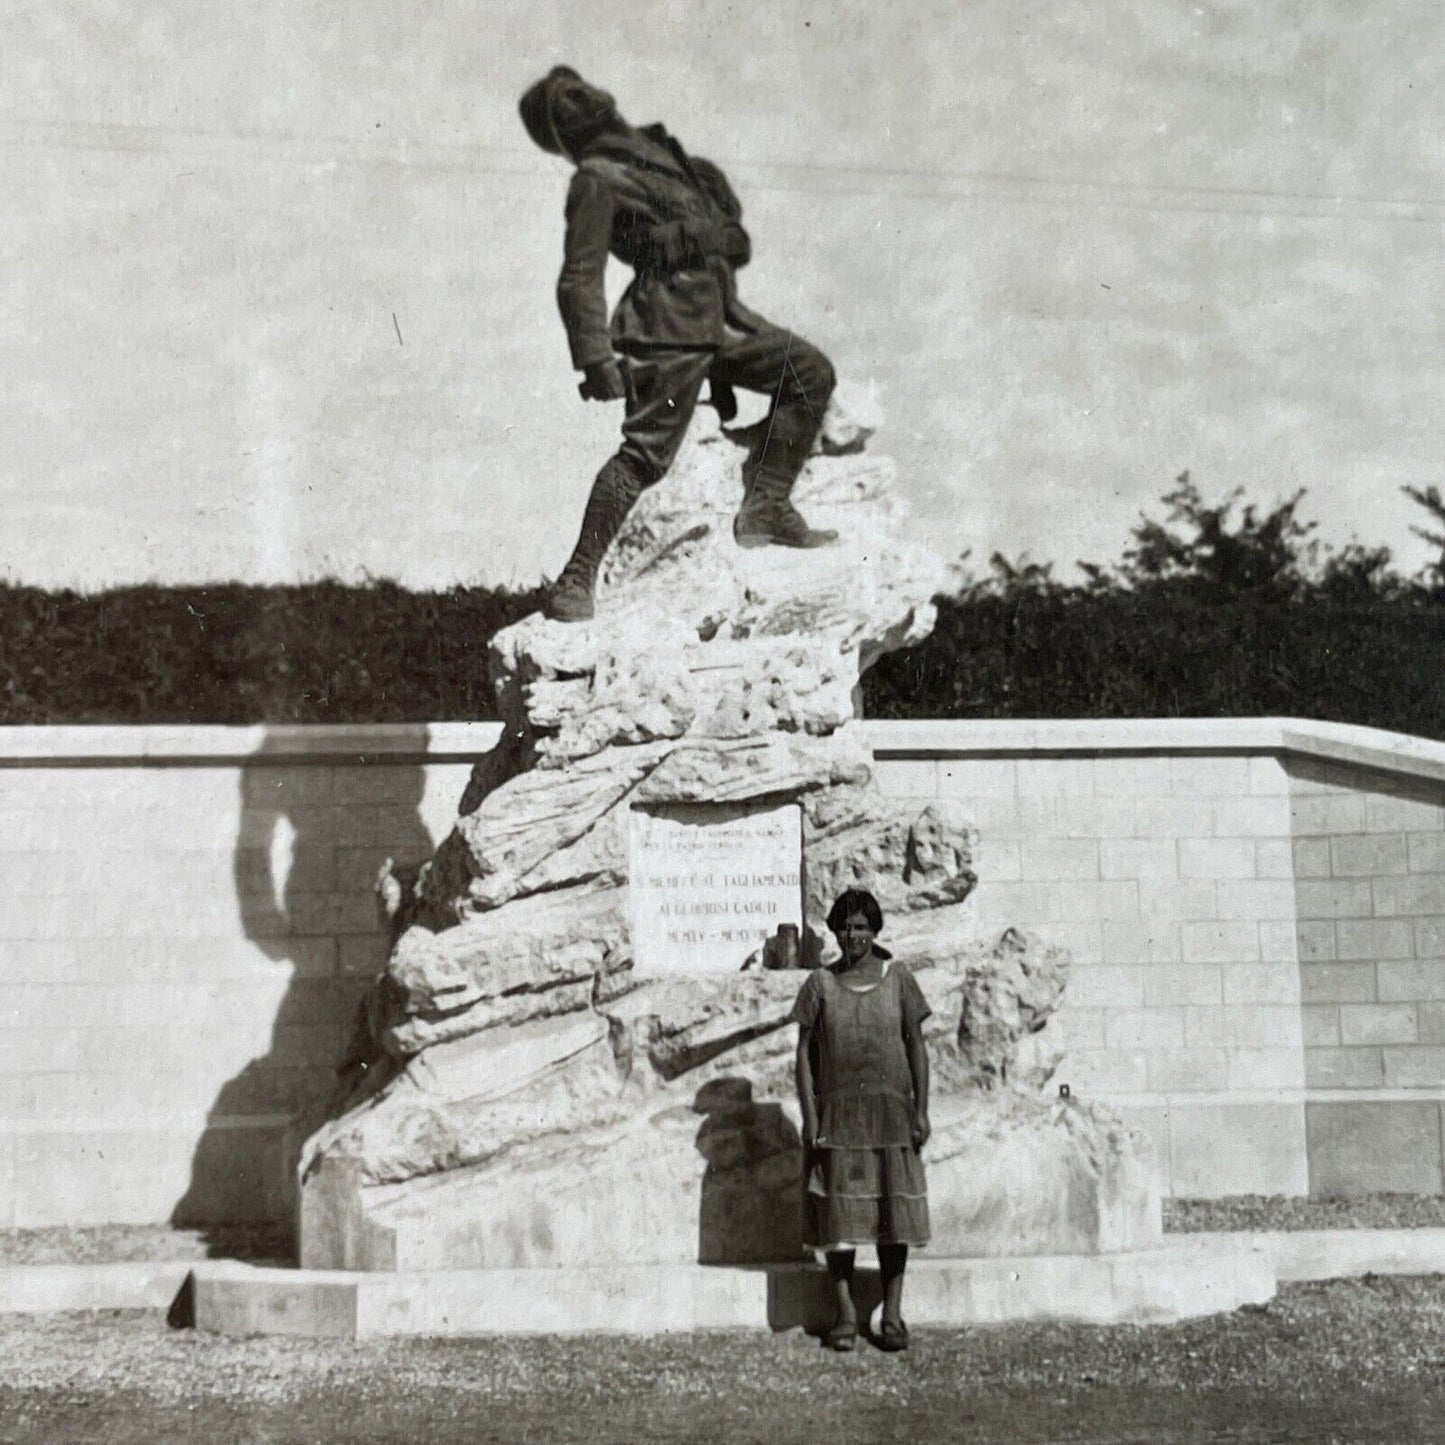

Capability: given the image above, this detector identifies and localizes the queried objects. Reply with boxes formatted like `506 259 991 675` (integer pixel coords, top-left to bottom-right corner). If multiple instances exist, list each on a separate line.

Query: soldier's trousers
611 322 836 493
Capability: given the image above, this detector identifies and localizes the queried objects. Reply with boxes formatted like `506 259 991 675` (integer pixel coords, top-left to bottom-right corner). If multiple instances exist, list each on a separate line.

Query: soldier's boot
544 459 647 622
733 461 838 550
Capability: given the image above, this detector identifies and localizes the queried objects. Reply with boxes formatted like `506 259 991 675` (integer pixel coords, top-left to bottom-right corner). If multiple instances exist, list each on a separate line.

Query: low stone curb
0 1261 195 1314
1240 1227 1445 1281
6 1230 1445 1324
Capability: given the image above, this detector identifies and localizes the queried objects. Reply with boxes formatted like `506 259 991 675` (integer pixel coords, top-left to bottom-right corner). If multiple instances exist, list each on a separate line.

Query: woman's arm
905 1023 931 1150
795 1026 820 1148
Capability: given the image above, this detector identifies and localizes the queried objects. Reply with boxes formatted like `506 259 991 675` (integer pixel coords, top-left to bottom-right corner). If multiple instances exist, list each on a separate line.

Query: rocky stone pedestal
297 390 1162 1285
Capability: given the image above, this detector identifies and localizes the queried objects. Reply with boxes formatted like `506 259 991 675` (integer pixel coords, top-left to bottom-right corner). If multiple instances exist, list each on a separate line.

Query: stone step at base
0 1261 194 1314
190 1236 1274 1340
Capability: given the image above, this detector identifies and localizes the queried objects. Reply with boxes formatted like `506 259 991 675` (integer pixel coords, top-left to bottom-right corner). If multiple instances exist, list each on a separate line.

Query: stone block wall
1288 754 1445 1194
6 716 1445 1229
869 729 1307 1198
0 725 478 1229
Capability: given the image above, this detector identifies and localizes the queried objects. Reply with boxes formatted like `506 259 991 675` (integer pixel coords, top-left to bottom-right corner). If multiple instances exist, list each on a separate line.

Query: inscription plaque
628 802 804 974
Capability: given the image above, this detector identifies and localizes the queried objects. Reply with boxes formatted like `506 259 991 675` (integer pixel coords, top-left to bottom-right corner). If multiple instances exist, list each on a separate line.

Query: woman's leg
825 1248 857 1327
878 1241 908 1327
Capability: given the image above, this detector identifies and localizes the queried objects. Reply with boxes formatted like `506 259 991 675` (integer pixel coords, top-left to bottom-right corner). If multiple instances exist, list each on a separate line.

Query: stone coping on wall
0 721 507 765
2 716 1445 783
859 718 1445 785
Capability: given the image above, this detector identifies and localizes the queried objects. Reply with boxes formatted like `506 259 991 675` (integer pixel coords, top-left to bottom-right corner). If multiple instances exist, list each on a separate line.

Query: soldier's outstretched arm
555 168 618 375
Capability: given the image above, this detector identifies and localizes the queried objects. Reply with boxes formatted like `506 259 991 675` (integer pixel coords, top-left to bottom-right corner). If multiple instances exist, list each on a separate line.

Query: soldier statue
519 66 839 622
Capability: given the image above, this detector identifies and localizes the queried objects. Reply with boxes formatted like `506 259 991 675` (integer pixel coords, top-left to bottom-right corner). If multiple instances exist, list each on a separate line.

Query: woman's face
834 910 877 965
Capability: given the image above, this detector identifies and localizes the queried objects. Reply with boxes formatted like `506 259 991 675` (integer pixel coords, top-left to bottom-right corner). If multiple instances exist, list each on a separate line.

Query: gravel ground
0 1224 291 1266
5 1278 1445 1444
1163 1194 1445 1233
6 1197 1445 1269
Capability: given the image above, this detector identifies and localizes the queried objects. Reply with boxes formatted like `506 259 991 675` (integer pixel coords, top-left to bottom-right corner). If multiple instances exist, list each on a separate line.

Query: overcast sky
4 0 1444 589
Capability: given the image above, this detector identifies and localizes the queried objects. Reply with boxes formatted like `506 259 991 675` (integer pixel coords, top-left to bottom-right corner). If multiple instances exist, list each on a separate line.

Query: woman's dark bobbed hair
826 888 884 935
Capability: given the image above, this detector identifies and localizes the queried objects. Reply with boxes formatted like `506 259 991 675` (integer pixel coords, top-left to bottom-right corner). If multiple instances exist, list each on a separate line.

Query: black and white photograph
4 4 1445 1441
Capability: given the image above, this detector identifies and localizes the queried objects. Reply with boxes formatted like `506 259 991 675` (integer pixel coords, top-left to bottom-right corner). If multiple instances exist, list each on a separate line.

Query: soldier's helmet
518 65 583 157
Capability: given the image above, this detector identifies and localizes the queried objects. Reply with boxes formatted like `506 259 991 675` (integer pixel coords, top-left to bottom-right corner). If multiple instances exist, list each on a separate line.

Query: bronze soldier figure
519 66 838 622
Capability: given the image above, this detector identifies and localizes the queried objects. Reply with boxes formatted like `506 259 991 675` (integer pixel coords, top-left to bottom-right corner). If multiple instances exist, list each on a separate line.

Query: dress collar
833 956 891 992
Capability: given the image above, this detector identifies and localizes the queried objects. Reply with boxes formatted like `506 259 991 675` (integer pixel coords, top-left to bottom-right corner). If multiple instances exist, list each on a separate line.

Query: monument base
192 1238 1274 1339
299 1089 1161 1272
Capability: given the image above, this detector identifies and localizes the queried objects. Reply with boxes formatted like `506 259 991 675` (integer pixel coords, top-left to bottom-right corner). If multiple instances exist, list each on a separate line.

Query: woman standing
791 888 932 1352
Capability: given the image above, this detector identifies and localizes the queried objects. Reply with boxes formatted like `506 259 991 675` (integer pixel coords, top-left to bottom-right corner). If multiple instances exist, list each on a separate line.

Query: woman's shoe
825 1320 858 1352
876 1318 909 1352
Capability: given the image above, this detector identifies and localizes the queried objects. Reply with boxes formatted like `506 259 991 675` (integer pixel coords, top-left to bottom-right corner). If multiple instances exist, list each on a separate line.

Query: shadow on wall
693 1076 806 1267
171 725 434 1249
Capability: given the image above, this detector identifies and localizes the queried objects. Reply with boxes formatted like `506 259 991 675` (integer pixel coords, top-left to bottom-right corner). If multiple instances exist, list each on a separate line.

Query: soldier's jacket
555 124 768 369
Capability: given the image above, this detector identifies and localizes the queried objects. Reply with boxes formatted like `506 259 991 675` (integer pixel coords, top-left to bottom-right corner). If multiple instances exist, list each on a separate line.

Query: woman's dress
790 960 931 1249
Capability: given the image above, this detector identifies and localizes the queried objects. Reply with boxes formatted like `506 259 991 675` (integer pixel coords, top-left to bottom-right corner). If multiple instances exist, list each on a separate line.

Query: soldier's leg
711 327 837 548
546 349 712 622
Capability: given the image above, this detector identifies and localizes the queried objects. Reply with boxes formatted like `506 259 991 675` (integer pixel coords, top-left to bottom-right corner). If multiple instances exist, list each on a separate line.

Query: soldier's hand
578 359 626 403
708 377 738 424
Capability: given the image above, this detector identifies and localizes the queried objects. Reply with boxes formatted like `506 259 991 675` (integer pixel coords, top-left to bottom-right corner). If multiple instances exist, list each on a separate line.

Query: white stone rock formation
298 392 1159 1271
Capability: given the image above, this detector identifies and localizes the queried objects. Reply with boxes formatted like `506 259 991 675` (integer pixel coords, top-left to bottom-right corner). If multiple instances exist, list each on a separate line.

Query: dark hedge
4 478 1443 731
862 585 1445 741
3 577 1444 736
0 581 545 724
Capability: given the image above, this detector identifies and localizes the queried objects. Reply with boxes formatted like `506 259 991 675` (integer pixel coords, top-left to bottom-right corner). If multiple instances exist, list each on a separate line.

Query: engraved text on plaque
628 802 804 974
